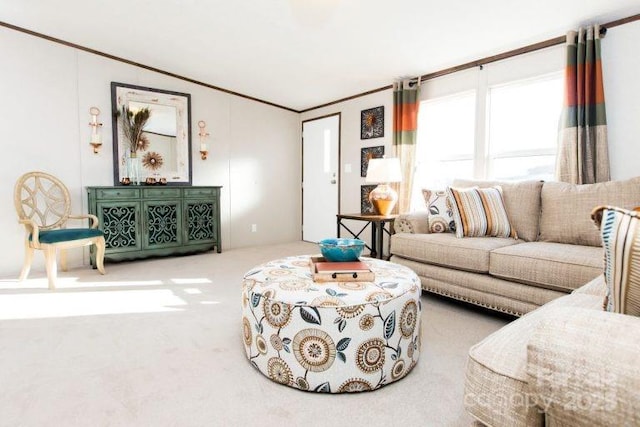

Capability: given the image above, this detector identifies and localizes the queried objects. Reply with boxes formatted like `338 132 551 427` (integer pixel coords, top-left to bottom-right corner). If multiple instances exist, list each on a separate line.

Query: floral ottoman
241 255 422 393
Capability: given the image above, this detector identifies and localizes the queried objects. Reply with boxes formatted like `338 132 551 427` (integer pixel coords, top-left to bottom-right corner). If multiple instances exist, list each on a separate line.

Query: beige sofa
390 177 640 425
389 177 640 317
465 275 640 426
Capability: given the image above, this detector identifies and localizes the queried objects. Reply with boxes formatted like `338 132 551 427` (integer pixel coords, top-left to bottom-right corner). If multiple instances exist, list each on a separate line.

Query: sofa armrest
394 212 430 234
527 307 640 426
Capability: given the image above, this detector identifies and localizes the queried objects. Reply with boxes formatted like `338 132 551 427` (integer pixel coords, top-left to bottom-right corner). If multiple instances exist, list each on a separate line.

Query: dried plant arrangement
118 106 151 155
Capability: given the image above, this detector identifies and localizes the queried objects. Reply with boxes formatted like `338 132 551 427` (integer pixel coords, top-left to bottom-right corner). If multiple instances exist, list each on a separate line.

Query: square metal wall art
361 106 384 139
360 185 377 214
361 146 385 177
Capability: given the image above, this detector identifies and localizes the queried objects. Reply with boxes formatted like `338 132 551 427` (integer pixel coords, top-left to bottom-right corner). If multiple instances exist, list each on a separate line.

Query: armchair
14 171 105 289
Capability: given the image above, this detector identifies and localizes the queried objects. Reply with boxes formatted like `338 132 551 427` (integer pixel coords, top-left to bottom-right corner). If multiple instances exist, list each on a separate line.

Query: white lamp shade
366 158 402 183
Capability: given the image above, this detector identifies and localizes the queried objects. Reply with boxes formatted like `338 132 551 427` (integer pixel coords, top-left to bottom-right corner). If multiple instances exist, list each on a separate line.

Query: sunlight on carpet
0 289 208 320
0 277 166 290
171 278 212 285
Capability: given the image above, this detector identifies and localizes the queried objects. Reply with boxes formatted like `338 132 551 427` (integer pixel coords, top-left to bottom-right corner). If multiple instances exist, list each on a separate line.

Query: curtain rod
302 12 640 113
419 13 639 83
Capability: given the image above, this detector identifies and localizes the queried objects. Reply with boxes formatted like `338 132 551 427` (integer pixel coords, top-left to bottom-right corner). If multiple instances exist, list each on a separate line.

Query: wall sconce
198 120 209 160
89 107 103 154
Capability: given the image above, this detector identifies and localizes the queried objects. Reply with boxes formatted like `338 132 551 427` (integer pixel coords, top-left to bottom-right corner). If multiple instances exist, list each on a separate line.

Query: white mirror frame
111 82 192 186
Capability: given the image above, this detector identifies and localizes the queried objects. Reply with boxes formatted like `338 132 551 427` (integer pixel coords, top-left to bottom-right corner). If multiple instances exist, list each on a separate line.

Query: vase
126 152 141 185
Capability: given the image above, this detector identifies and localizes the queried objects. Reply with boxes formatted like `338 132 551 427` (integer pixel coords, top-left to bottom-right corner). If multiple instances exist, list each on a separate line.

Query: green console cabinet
87 186 221 264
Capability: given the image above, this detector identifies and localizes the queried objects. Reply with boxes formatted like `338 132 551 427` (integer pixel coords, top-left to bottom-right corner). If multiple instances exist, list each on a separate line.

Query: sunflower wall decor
360 146 384 177
360 106 384 140
142 151 164 170
360 185 377 214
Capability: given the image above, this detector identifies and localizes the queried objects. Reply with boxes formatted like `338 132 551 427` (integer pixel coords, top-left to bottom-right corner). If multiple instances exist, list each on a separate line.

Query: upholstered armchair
14 171 106 289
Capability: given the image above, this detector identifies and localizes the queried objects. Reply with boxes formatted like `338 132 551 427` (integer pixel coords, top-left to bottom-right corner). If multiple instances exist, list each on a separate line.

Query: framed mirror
111 82 192 185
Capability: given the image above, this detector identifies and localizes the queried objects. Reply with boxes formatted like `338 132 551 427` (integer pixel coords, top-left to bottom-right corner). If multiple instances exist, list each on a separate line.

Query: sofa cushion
465 292 605 426
447 186 517 238
489 242 603 292
572 274 606 296
527 307 640 426
595 206 640 315
421 189 455 233
392 257 566 313
539 176 640 247
391 232 519 273
453 179 543 242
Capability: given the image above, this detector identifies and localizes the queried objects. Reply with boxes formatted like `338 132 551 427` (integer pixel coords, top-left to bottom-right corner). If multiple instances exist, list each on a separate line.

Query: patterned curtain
556 24 610 184
393 79 420 213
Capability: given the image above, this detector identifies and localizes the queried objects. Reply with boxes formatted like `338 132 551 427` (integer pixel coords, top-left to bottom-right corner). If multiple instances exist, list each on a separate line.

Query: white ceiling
2 0 639 111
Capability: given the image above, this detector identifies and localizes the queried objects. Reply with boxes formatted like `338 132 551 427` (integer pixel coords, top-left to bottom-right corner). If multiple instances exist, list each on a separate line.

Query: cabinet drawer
184 188 217 197
95 188 141 199
143 188 181 199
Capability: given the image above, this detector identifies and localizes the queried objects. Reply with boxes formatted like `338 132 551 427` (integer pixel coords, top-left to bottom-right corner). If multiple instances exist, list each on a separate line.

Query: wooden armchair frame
14 171 105 289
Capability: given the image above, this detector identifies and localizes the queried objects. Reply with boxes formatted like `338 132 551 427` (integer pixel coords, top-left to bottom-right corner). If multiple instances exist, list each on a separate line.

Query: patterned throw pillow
421 189 455 233
592 206 640 315
446 186 517 239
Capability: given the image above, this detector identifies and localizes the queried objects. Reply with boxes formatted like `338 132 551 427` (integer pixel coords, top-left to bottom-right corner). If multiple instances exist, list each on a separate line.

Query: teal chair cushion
30 228 104 244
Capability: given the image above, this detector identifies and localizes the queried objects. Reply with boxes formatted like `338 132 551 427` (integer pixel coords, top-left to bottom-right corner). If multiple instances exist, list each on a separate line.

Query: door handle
330 180 337 184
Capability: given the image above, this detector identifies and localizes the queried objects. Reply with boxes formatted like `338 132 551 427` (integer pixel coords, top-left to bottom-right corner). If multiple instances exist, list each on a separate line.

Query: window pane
418 92 476 159
488 75 563 156
491 155 555 181
413 91 475 203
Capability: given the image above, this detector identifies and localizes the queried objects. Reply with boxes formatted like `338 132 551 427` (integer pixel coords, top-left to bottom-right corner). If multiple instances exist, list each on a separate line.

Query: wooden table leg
370 222 378 258
377 222 384 259
387 220 394 260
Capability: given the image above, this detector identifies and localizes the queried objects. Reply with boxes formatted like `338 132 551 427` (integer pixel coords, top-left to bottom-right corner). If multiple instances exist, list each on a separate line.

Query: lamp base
369 184 398 216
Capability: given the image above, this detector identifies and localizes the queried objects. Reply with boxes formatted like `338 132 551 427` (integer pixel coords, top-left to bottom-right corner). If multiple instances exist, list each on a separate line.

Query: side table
336 213 398 259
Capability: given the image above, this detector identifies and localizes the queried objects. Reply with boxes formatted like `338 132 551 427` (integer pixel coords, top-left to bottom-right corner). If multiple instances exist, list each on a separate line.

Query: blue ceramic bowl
318 238 365 262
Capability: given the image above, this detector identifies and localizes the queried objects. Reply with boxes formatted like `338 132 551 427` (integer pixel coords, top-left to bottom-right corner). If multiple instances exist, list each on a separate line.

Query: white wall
301 19 640 227
0 26 301 277
602 19 640 181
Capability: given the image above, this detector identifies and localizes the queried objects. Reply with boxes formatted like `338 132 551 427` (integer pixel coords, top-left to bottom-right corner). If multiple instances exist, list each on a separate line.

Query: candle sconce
89 107 103 154
198 120 209 160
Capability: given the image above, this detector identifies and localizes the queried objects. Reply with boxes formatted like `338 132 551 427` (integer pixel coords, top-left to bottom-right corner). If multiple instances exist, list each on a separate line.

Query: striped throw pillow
592 206 640 315
446 186 517 239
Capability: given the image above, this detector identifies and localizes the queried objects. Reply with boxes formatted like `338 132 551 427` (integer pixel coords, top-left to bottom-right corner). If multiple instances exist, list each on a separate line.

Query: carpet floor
0 242 510 427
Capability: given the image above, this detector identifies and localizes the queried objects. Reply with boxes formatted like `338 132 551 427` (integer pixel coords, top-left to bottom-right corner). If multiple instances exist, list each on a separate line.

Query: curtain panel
393 79 420 214
556 24 610 184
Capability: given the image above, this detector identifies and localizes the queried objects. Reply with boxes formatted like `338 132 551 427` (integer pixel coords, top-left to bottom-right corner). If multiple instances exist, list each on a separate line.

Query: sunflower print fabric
241 256 421 393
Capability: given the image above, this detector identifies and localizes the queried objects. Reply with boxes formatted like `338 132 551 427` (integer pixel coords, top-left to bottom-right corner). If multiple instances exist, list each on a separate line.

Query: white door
302 114 340 242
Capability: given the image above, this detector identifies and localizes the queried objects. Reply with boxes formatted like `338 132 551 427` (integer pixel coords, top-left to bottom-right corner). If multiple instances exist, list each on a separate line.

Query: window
487 75 563 181
411 91 475 208
412 65 563 210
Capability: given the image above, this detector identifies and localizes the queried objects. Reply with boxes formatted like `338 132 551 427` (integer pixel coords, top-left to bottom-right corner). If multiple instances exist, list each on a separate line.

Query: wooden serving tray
309 256 375 283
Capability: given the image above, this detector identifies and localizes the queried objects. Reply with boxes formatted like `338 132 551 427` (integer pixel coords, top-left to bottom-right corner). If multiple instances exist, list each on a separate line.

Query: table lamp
365 157 402 215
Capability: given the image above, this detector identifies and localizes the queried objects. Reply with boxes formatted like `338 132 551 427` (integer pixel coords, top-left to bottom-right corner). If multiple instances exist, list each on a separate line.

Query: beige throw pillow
540 177 640 247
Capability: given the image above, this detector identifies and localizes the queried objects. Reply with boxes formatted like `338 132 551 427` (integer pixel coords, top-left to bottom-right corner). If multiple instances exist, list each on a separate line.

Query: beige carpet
0 242 509 427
